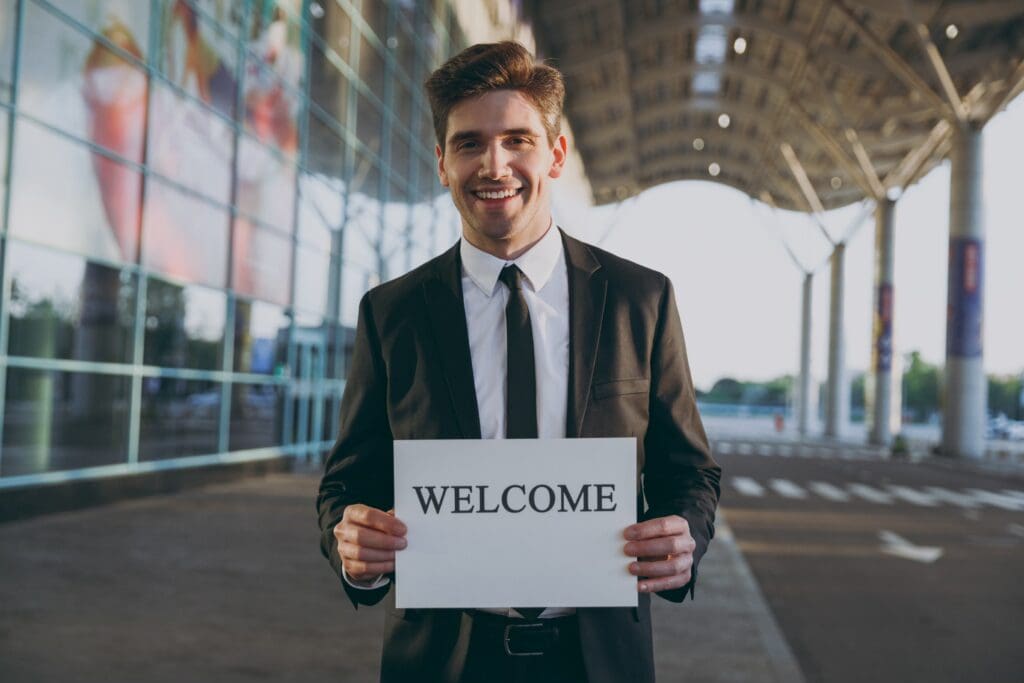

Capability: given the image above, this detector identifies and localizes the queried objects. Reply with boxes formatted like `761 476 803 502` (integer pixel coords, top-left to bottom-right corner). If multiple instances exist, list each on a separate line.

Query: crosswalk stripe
769 479 807 499
887 485 939 507
923 486 981 508
808 481 851 502
847 483 894 504
732 477 765 497
966 489 1024 511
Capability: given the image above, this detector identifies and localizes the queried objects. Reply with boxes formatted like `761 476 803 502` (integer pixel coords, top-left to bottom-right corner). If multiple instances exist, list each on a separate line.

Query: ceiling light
886 187 903 201
830 176 842 190
733 37 747 54
708 162 721 177
945 24 959 39
718 113 731 129
693 138 705 151
310 2 324 19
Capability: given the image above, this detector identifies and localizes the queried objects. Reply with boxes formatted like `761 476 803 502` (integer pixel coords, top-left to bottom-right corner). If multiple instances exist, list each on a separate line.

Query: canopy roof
527 0 1024 210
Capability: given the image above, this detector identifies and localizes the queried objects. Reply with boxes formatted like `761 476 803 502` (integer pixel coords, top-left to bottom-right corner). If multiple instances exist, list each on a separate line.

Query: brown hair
424 41 565 152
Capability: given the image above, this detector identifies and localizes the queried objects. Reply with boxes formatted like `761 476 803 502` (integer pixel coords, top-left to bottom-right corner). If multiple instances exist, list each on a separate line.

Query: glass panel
143 277 226 370
233 298 288 374
2 368 130 477
147 80 233 204
393 80 413 138
297 171 341 247
155 0 243 119
393 11 416 82
236 133 297 233
228 382 282 450
308 33 349 127
7 242 136 364
244 1 305 152
293 244 330 316
232 218 291 306
0 0 15 102
141 177 228 287
0 109 7 223
9 118 141 263
339 261 373 327
50 0 151 59
138 377 220 459
390 128 411 184
356 88 382 155
362 0 388 41
358 31 385 93
305 109 345 179
243 54 300 157
19 1 148 155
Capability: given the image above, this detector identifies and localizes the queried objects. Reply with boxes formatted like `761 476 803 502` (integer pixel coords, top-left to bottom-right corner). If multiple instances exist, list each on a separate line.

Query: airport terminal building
0 0 553 498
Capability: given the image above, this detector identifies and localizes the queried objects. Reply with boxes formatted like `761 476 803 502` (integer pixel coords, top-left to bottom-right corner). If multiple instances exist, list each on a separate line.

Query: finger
624 515 688 541
337 542 396 563
630 554 692 578
343 559 395 579
623 535 694 558
637 570 692 593
343 504 407 536
335 523 408 550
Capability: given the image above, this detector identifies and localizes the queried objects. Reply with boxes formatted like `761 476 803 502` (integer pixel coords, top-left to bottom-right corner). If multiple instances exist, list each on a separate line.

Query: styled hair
424 41 565 151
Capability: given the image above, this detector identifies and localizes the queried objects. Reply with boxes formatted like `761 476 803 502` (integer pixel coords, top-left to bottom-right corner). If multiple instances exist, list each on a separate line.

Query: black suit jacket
317 231 721 683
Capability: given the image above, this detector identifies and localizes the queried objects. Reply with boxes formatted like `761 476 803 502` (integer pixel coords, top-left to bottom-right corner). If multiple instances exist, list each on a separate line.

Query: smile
473 188 522 200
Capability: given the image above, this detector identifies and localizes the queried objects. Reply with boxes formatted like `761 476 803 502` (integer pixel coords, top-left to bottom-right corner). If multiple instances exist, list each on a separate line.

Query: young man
317 42 720 683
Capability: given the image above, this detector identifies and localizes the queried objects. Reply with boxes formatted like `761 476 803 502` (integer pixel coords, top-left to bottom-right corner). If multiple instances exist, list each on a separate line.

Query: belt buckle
503 622 550 657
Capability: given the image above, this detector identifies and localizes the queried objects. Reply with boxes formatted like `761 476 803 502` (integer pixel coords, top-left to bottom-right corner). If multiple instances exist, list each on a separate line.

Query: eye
456 140 479 151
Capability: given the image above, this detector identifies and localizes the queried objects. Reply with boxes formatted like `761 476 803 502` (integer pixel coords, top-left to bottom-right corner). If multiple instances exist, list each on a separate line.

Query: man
317 42 720 683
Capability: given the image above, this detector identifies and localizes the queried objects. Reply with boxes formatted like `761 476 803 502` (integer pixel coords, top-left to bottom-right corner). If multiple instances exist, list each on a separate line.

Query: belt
465 610 579 657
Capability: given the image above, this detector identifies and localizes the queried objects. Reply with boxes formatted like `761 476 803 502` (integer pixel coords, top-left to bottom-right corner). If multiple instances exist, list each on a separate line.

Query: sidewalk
0 472 803 683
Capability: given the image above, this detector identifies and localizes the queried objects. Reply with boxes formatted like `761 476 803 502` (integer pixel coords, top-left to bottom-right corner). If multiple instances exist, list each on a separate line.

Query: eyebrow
447 128 541 146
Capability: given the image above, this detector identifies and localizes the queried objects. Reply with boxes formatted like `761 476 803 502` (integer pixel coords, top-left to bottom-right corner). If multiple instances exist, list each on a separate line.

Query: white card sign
393 438 636 609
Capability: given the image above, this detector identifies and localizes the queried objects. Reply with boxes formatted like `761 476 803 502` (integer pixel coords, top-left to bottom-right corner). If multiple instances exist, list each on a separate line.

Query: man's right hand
334 505 408 582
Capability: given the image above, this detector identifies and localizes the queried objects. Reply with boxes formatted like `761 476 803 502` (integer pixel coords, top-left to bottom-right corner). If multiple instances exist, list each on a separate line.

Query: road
716 450 1024 683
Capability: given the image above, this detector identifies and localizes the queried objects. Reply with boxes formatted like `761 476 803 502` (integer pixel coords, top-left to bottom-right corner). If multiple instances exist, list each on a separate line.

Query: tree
902 351 940 422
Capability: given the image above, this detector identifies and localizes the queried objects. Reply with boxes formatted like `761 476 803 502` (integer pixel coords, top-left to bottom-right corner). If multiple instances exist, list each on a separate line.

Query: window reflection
7 242 137 364
51 0 152 60
139 378 220 459
2 368 130 477
294 244 331 316
0 0 15 102
228 383 282 450
141 177 229 287
233 298 288 374
232 219 291 306
236 133 297 233
156 0 243 119
144 277 226 370
306 110 346 179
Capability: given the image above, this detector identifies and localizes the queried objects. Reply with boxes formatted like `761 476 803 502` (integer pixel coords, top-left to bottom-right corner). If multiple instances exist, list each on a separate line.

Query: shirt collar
460 223 563 297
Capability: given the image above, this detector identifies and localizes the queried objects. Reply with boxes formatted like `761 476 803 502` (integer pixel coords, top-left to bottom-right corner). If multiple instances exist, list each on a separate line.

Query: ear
436 144 449 188
548 134 568 179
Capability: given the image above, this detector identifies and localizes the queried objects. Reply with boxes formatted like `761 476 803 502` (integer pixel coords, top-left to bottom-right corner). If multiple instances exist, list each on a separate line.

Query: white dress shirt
346 225 574 618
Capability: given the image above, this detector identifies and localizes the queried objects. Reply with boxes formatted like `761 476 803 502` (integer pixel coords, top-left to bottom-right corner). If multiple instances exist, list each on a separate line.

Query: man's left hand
623 515 696 593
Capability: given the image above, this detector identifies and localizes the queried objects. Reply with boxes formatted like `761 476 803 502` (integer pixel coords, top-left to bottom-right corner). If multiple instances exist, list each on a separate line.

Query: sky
556 97 1024 392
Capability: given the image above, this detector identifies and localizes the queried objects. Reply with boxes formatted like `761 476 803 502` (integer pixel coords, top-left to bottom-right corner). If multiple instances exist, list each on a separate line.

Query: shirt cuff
342 567 391 590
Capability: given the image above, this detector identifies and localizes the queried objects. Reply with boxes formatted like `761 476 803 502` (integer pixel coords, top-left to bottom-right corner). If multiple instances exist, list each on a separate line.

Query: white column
798 273 813 437
825 244 847 438
942 126 986 458
868 199 895 445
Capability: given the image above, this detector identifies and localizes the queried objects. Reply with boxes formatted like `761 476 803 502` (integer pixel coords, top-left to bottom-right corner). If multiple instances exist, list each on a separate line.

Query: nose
478 141 511 180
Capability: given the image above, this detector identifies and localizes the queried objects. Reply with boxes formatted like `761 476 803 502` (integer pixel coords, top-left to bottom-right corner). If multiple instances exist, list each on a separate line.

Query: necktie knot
499 264 525 292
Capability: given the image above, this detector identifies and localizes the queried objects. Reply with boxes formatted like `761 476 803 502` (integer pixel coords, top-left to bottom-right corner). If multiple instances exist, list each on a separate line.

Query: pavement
0 470 805 683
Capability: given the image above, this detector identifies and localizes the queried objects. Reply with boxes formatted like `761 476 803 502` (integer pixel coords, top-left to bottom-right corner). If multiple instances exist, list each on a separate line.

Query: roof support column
942 125 986 459
798 273 813 437
825 243 847 438
867 198 896 446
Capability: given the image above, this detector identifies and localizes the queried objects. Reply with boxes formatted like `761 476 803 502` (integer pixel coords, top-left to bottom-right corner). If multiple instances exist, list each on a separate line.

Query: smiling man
317 42 721 683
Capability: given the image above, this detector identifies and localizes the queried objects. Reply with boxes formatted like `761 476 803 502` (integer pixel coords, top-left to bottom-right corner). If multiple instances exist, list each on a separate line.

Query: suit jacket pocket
592 378 650 400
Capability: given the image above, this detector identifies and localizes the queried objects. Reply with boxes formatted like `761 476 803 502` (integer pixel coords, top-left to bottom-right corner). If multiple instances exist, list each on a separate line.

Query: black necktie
498 265 543 621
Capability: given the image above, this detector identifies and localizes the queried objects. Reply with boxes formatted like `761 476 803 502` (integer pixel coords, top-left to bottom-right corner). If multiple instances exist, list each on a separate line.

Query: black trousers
457 612 588 683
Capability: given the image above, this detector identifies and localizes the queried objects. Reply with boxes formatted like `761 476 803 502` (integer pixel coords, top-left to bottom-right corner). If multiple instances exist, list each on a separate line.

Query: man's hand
334 505 407 582
623 515 696 593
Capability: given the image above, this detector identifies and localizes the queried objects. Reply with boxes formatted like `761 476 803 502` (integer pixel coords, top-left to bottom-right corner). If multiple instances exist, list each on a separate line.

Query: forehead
445 90 546 140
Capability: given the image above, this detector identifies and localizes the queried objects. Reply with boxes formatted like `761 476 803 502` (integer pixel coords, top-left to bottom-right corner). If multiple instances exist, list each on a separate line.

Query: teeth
475 189 519 199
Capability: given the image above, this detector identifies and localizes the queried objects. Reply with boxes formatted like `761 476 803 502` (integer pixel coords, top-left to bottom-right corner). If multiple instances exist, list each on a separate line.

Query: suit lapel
562 231 606 438
423 243 482 439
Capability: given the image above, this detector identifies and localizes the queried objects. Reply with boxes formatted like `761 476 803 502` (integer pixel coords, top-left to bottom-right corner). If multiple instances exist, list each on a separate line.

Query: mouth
472 187 524 202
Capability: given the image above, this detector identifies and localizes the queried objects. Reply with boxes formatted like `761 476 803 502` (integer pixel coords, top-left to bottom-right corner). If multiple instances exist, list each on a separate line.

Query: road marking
737 443 754 455
878 530 943 563
887 485 939 507
967 489 1024 511
847 483 894 504
769 479 807 499
732 477 765 497
808 481 851 502
922 486 981 509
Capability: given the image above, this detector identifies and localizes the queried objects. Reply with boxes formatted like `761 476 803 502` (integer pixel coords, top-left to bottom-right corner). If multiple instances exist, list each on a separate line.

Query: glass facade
0 0 466 485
